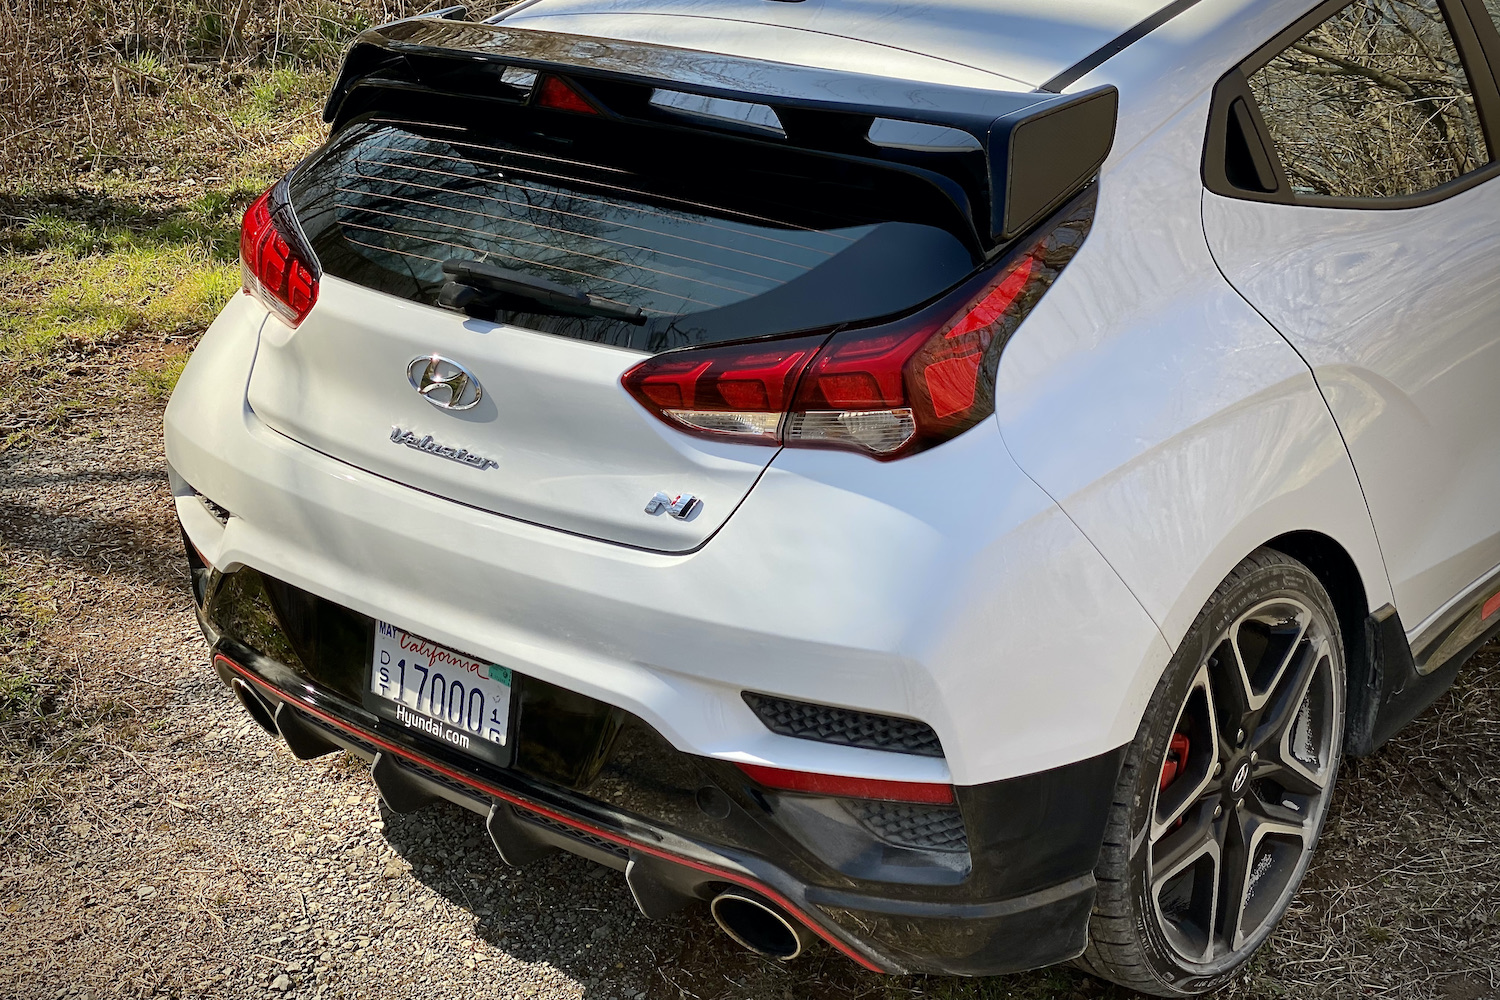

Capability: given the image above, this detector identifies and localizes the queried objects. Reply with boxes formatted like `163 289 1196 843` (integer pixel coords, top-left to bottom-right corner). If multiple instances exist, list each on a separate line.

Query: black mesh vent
845 801 968 853
305 711 376 756
194 491 231 524
399 755 486 801
519 811 629 859
742 693 943 757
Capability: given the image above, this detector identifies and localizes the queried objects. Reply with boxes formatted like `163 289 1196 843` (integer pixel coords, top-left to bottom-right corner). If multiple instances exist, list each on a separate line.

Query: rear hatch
245 17 1105 551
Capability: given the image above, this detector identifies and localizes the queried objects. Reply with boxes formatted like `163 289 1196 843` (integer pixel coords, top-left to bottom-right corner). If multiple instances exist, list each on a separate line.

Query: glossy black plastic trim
1410 570 1500 677
319 15 1117 247
1345 603 1480 756
1204 0 1500 210
1040 0 1209 93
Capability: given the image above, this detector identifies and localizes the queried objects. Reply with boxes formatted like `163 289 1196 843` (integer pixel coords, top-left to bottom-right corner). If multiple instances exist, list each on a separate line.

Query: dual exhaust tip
229 678 816 963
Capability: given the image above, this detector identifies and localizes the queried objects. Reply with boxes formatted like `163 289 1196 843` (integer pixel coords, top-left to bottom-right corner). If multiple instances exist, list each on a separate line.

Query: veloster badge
408 354 482 410
390 426 498 471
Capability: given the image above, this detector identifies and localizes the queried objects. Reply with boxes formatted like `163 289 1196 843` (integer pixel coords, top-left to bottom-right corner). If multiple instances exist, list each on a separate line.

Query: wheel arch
1247 529 1399 758
1263 529 1370 674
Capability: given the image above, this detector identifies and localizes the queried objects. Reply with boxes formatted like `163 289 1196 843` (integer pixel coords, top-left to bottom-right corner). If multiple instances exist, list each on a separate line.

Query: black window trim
1204 0 1500 210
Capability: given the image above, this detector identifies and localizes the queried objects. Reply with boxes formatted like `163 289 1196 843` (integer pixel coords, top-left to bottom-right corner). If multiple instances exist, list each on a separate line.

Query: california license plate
369 621 513 758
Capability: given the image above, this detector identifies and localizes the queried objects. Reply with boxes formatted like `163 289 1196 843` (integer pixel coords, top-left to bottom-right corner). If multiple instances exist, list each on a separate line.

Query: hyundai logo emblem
1231 761 1250 795
408 355 482 411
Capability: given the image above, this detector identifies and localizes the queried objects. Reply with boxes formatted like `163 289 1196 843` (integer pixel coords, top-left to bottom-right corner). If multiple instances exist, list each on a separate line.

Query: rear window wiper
438 258 647 325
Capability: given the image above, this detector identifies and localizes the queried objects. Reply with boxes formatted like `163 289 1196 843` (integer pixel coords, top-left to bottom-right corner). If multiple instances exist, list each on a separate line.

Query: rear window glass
289 119 978 352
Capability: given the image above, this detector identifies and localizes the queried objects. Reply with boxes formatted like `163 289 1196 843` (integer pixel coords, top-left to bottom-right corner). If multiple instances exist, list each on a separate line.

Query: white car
164 0 1500 993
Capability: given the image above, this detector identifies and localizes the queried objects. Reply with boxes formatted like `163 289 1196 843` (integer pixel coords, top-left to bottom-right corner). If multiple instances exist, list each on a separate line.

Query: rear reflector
621 189 1094 459
241 185 319 326
736 763 955 804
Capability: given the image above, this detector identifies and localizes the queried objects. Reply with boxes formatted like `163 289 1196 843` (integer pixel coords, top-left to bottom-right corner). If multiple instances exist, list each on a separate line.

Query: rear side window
1247 0 1488 199
289 119 978 353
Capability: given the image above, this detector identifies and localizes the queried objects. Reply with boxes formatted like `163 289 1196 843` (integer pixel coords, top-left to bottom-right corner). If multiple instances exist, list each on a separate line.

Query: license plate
370 621 512 756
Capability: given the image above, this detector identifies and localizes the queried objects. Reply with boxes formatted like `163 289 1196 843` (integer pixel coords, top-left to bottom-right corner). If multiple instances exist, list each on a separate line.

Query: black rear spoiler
323 9 1117 248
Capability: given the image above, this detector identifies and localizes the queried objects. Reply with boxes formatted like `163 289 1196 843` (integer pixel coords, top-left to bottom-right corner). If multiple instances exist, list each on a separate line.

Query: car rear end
166 10 1157 975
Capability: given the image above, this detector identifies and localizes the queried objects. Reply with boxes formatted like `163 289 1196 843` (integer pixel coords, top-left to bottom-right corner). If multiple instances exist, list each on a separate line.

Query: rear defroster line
213 652 886 973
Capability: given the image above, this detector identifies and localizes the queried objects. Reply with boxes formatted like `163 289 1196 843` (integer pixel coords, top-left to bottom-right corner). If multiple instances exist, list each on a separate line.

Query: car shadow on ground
369 647 1500 1000
375 797 1113 1000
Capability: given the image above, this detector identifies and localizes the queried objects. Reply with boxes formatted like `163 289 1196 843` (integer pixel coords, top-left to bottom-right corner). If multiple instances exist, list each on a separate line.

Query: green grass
0 569 56 723
239 65 329 125
132 349 192 401
0 179 259 348
0 70 328 444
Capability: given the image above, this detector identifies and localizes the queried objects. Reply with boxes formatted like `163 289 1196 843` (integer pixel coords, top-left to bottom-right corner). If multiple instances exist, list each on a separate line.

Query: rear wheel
1079 548 1345 995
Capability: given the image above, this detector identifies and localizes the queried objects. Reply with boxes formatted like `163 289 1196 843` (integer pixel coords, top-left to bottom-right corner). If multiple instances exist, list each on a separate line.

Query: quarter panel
995 89 1392 654
1202 186 1500 629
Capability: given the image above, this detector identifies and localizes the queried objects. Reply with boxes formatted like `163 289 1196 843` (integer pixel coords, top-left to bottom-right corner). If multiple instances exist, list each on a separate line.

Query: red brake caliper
1159 733 1191 792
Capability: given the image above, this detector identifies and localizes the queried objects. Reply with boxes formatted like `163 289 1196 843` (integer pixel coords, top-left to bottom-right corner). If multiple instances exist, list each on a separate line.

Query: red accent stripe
214 654 884 973
1483 591 1500 621
735 763 954 804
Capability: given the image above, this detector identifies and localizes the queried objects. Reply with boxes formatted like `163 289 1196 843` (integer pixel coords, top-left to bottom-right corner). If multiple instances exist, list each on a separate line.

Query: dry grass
0 1 519 448
0 0 426 185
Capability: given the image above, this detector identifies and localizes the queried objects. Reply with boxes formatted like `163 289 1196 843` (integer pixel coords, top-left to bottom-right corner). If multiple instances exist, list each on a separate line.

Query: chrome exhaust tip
710 891 812 961
230 677 278 735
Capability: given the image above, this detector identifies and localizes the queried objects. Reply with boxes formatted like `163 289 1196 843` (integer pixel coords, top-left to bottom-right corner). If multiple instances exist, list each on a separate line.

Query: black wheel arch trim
1345 602 1489 756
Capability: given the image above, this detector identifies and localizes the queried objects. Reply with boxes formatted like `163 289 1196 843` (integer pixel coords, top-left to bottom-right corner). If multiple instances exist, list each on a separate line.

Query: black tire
1078 548 1345 996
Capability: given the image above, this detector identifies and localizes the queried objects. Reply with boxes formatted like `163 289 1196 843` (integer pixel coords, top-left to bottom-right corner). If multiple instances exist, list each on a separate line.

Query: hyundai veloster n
165 0 1500 992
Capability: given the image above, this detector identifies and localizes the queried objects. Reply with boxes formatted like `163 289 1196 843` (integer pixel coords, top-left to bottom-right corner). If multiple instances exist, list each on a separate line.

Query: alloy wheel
1148 597 1342 964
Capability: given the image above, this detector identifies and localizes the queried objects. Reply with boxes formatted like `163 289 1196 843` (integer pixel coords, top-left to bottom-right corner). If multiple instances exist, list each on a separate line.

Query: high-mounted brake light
240 186 319 327
736 763 955 804
621 191 1094 460
535 75 601 115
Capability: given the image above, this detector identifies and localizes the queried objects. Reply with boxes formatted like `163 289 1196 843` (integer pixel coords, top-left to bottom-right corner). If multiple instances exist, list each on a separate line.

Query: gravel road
1 371 1496 1000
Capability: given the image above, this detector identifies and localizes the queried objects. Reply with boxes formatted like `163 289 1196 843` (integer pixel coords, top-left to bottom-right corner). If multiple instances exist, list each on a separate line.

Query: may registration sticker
370 621 513 753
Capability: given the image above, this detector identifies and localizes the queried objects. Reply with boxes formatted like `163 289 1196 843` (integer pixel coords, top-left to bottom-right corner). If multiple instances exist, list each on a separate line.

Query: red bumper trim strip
215 653 885 973
736 762 954 803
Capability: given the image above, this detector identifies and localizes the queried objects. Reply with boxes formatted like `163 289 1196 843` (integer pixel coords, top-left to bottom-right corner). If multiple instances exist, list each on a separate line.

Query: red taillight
736 763 955 804
535 75 601 115
621 194 1091 459
622 334 825 442
241 187 318 327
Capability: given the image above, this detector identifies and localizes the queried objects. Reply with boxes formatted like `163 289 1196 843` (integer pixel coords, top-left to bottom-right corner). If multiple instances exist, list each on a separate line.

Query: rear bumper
199 574 1117 976
166 293 1170 787
165 291 1164 973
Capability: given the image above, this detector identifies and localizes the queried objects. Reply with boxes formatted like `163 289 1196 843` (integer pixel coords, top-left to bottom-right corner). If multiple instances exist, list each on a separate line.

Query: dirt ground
0 343 1496 1000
